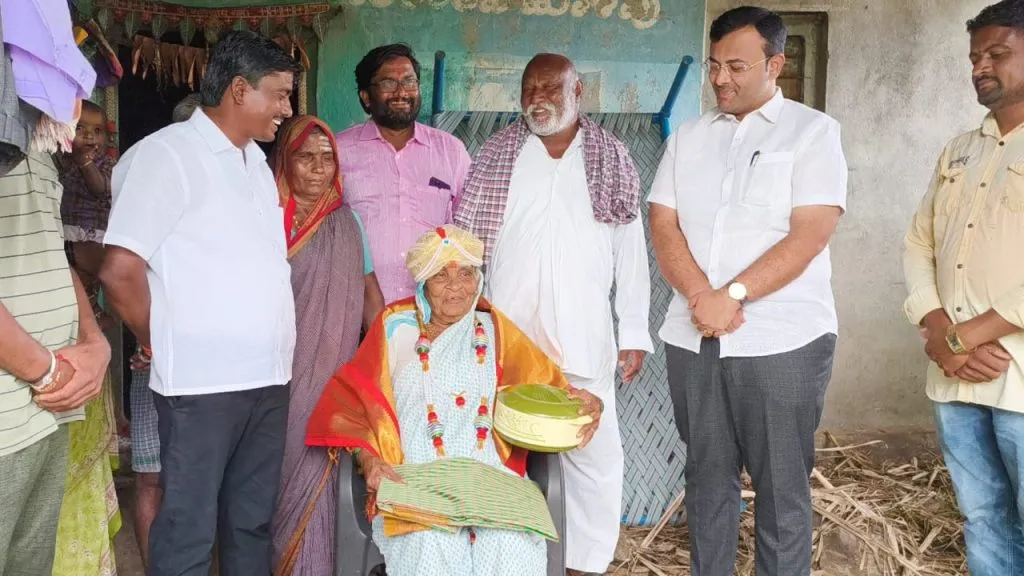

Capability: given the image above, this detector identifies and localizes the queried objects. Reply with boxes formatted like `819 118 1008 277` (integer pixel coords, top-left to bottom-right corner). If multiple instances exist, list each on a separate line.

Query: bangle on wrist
51 355 67 385
29 351 58 392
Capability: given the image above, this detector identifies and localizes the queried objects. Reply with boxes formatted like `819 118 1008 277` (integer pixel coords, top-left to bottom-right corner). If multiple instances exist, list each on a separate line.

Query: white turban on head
405 225 484 282
406 226 485 325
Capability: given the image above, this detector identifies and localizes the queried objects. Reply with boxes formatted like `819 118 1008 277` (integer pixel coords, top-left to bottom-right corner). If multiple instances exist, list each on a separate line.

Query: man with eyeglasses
647 7 848 575
337 44 472 303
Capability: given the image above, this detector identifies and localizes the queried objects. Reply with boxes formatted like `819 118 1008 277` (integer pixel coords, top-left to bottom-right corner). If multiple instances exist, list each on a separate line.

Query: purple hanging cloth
0 0 96 123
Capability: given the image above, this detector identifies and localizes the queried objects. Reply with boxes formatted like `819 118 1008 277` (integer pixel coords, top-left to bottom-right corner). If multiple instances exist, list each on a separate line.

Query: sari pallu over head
271 115 343 258
305 296 570 531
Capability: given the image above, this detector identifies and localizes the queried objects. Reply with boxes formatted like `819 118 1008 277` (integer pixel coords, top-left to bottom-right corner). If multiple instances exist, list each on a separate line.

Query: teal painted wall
316 2 705 132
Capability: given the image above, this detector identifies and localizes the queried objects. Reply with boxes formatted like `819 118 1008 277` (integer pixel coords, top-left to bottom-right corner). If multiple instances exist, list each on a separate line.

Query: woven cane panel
434 111 686 526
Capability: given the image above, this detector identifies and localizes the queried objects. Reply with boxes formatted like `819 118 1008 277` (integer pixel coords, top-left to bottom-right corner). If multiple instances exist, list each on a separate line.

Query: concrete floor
112 470 146 576
110 432 941 576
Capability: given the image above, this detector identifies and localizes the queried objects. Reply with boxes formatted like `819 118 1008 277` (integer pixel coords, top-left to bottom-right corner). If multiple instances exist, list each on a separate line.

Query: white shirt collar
189 108 266 163
712 88 784 124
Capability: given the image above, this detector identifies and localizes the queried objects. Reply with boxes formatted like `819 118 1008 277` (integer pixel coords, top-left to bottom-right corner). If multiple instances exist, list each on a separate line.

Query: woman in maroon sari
270 115 385 575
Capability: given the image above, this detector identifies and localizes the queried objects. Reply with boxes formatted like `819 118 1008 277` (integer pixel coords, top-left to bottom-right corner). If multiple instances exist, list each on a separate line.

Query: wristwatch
945 324 971 355
727 282 748 305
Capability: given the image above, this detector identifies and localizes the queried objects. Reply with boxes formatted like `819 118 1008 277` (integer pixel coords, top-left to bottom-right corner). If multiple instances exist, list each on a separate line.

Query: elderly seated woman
306 225 603 575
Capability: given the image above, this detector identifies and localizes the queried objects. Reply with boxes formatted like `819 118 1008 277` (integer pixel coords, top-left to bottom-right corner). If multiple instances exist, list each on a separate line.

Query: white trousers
561 370 623 573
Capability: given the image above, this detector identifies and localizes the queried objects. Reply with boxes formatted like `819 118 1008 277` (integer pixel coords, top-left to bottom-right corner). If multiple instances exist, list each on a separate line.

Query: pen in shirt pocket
749 150 761 168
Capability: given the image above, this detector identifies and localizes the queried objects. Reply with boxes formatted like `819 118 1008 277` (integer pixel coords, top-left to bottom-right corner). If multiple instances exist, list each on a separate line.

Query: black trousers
149 385 289 576
666 335 836 576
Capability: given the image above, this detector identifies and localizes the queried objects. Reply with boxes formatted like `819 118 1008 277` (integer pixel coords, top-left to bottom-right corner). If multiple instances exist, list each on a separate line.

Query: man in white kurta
455 53 653 575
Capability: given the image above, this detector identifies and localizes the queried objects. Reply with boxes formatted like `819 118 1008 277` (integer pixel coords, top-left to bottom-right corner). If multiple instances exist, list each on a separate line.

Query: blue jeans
935 401 1024 575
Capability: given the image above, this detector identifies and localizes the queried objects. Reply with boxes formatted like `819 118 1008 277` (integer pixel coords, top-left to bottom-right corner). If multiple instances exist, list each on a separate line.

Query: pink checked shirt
337 120 472 303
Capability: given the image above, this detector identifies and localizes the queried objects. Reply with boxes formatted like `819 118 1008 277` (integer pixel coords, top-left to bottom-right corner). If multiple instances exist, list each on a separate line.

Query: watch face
729 282 747 301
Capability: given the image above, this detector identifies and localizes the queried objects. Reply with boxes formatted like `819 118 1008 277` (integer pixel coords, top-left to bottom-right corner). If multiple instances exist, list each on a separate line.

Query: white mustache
526 103 558 118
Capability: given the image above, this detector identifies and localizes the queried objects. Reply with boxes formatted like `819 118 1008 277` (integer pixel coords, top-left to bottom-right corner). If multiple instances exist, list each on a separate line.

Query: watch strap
945 324 970 355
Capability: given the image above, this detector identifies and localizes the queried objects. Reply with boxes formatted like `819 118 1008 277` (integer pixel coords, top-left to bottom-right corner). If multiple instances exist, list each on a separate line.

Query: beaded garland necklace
415 316 493 457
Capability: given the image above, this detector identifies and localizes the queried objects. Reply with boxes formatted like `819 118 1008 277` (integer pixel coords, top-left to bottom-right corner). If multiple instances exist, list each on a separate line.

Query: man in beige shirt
904 2 1024 574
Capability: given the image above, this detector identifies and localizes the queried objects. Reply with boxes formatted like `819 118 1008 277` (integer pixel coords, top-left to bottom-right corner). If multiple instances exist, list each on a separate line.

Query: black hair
968 0 1024 33
709 6 787 57
354 44 421 114
200 30 301 107
80 100 105 118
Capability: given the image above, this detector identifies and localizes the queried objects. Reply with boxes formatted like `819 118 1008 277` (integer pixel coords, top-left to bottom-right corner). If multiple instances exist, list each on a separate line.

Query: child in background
55 100 113 299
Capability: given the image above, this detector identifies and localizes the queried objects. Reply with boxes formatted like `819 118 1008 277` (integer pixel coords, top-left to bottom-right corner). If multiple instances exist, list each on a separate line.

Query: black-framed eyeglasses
371 77 420 92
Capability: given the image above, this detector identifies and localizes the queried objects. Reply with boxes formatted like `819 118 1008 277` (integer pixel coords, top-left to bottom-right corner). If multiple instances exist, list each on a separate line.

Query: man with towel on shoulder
455 53 653 576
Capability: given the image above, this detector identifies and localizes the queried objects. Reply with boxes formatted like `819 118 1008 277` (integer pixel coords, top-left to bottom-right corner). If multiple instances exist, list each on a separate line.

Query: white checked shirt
647 90 848 357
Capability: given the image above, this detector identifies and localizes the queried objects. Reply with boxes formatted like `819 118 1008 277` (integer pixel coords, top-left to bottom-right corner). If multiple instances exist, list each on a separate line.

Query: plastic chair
334 450 567 576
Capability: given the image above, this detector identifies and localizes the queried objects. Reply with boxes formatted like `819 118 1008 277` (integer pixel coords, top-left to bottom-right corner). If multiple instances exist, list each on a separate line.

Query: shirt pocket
412 183 453 226
742 151 795 207
1001 162 1024 213
933 165 966 217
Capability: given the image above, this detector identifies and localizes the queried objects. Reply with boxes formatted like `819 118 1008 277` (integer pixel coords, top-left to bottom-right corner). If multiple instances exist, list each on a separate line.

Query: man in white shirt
648 8 847 576
99 31 299 576
455 53 653 576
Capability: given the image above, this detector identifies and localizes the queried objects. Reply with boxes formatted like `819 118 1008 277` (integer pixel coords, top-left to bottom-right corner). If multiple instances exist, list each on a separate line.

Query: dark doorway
117 32 302 156
116 46 192 154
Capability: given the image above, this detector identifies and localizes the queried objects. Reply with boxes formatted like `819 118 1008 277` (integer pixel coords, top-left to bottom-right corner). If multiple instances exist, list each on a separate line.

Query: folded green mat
376 457 558 541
